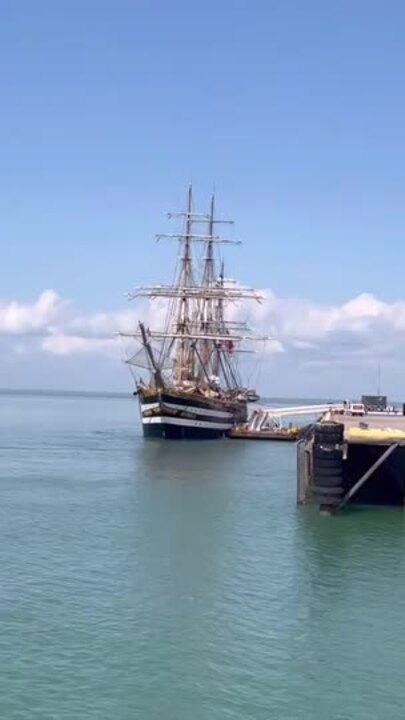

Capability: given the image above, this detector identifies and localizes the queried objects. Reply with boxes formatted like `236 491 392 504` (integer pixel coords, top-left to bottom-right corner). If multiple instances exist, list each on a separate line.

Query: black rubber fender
314 422 344 440
313 460 343 473
313 465 343 477
313 485 344 497
313 475 343 488
313 447 343 461
314 435 342 447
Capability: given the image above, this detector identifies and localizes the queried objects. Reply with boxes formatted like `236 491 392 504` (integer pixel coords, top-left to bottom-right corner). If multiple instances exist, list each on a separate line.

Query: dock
230 403 344 441
297 411 405 514
230 427 299 441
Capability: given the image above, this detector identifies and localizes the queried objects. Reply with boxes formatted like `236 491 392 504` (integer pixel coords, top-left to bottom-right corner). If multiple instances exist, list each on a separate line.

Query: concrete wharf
297 411 405 514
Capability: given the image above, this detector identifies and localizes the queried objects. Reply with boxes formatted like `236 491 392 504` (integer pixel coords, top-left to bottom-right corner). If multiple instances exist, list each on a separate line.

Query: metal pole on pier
335 443 400 512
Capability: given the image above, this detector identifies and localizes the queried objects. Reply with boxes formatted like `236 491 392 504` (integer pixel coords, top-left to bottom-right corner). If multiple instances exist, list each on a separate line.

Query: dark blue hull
142 422 227 440
138 388 247 440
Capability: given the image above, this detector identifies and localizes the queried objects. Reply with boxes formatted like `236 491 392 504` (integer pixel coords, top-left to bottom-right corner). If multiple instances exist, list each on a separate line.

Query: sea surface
1 392 405 719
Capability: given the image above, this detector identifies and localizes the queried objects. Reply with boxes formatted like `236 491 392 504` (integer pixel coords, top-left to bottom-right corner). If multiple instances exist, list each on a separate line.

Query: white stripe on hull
142 416 233 430
140 400 233 419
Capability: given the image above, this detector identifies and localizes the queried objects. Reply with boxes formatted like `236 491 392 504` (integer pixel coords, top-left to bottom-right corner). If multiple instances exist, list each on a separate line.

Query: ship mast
121 188 269 390
198 194 215 384
175 184 193 384
199 195 240 389
212 260 224 380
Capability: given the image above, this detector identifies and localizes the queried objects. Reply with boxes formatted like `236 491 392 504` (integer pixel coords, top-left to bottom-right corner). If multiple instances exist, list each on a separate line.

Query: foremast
173 184 194 385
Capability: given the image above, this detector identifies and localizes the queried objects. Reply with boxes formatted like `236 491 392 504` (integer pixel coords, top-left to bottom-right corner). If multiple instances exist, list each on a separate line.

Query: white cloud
67 309 139 338
41 334 118 356
0 290 66 335
245 290 405 358
2 288 405 377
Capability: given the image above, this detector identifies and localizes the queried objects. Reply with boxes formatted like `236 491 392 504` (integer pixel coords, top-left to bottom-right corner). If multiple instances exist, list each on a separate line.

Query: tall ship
120 187 266 439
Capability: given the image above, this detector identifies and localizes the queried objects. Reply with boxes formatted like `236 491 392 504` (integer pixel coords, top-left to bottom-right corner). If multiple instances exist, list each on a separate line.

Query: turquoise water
1 393 405 719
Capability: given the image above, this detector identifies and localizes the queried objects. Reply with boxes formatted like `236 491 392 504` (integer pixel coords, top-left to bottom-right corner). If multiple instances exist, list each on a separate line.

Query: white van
348 402 366 416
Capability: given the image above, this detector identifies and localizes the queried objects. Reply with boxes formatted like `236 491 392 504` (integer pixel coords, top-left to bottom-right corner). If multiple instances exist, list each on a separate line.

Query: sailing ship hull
138 389 247 439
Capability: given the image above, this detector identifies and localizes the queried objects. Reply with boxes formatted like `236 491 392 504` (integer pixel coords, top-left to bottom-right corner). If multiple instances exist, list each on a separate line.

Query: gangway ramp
230 403 345 440
247 404 344 431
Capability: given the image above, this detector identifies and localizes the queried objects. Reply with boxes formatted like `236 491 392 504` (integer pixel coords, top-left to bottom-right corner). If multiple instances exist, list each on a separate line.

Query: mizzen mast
198 194 216 384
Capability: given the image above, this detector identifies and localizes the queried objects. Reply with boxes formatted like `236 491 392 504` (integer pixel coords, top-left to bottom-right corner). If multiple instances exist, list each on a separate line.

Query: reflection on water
1 393 405 719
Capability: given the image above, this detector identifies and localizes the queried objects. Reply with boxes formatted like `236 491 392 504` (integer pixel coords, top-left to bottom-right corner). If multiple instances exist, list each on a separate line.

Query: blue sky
1 0 405 396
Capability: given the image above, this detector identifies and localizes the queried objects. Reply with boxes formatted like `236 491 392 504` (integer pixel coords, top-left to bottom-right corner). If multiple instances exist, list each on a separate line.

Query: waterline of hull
143 416 233 430
143 421 228 439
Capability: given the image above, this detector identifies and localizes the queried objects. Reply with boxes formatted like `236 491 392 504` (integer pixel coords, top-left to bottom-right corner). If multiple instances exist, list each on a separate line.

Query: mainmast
198 194 241 389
